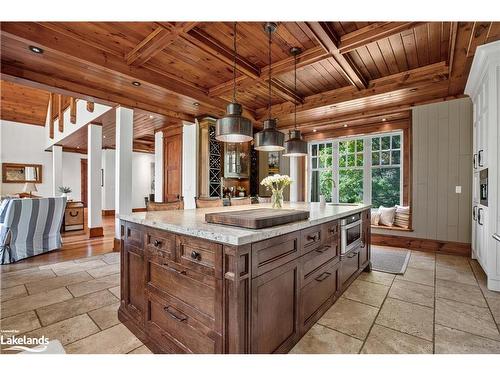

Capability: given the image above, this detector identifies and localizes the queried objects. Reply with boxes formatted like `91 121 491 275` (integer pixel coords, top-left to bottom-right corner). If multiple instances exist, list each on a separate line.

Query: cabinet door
163 129 182 202
251 260 300 354
477 207 488 267
122 223 145 325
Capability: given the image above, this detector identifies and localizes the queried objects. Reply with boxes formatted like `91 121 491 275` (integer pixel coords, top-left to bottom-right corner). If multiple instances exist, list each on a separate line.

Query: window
309 131 403 208
371 134 402 207
338 139 364 203
310 142 333 202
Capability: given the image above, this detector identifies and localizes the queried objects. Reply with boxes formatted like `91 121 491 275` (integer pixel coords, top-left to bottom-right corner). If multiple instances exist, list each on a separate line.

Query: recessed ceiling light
132 81 141 87
29 45 44 54
343 124 348 127
76 146 80 149
382 118 387 122
409 88 417 92
193 102 200 107
313 129 317 133
149 115 154 119
103 135 106 139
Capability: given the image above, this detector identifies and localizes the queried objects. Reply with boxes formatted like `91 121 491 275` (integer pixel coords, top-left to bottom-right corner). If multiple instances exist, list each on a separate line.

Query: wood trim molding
371 233 471 257
102 208 147 216
113 238 121 252
88 226 104 238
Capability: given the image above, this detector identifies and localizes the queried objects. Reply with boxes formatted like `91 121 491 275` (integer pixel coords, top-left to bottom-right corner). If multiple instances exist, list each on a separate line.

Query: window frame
308 130 404 207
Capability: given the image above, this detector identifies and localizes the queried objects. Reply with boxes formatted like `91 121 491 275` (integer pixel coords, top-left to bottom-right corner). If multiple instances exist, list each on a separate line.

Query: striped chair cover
0 197 66 264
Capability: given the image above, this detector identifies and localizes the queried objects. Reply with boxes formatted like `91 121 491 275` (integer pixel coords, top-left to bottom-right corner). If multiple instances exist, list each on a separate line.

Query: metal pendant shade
254 22 285 152
283 47 307 157
283 130 307 156
254 119 285 151
215 22 253 143
216 103 253 142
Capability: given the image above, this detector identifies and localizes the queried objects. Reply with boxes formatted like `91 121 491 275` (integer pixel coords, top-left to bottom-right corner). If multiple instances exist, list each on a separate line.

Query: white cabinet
465 40 500 291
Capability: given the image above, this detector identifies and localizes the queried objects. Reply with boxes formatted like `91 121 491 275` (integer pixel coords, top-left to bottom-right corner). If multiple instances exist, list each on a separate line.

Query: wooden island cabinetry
118 205 371 354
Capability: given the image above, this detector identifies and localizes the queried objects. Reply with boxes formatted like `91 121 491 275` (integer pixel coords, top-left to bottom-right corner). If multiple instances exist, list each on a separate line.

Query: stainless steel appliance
340 213 362 254
480 169 488 206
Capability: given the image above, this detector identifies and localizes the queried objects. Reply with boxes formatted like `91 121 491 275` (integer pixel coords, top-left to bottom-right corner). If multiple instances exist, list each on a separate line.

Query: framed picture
267 152 280 175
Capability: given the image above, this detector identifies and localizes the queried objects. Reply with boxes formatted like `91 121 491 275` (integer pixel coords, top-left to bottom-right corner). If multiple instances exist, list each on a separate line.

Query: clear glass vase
271 189 284 209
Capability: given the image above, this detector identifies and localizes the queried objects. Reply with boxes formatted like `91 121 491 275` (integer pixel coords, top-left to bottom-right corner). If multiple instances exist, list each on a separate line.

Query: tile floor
1 248 500 354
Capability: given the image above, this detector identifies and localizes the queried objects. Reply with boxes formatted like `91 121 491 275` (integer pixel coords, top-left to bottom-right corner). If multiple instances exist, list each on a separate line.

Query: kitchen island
118 202 372 354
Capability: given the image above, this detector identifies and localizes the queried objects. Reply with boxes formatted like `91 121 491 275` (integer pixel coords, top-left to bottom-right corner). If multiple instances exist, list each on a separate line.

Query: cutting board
205 208 310 229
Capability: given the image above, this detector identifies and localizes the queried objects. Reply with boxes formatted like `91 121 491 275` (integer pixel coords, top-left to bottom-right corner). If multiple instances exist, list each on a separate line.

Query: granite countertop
120 202 371 246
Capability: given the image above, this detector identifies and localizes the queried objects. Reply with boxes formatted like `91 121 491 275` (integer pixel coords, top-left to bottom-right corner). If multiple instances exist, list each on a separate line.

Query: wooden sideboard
118 208 371 354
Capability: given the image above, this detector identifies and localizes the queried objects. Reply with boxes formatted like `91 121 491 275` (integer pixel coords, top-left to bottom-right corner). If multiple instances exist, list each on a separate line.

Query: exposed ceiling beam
338 22 425 54
304 22 368 90
208 46 327 98
181 28 260 79
126 22 198 66
256 61 449 121
1 22 227 114
1 69 196 123
180 27 305 105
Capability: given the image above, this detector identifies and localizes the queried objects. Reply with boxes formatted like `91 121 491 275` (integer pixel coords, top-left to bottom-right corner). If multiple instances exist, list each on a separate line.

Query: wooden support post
58 94 64 132
70 97 77 124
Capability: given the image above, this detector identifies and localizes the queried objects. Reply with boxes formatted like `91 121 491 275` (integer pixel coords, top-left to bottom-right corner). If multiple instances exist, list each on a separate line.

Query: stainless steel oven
480 169 488 207
340 213 362 254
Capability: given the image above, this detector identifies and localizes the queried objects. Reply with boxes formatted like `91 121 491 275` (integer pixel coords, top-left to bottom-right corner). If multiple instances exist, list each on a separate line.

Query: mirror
2 163 43 183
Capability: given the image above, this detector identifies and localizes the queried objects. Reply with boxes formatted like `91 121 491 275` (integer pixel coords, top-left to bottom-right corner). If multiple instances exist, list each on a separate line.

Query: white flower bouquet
260 174 292 208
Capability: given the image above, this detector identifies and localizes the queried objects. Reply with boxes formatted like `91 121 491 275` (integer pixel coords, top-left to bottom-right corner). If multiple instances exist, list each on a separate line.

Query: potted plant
58 186 72 198
236 186 246 197
260 174 292 209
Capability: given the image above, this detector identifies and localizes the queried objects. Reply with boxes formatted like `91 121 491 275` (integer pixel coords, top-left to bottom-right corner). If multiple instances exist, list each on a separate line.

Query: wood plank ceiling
1 80 50 125
1 21 499 142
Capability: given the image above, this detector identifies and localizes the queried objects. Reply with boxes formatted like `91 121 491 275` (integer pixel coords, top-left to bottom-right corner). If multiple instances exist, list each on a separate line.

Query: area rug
370 246 411 274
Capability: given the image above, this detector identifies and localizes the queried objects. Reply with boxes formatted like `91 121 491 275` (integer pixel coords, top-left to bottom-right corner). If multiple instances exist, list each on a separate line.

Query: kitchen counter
118 203 371 354
120 202 371 245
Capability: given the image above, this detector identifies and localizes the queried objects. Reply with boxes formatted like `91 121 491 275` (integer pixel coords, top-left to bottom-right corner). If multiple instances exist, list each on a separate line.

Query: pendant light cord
232 22 237 103
268 27 272 121
294 52 297 130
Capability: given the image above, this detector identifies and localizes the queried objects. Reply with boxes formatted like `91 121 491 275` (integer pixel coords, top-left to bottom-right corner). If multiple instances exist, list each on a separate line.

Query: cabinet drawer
146 290 221 354
322 220 339 240
301 225 323 254
301 260 338 329
146 259 217 325
340 250 359 287
176 235 221 278
145 228 175 261
252 232 300 278
301 242 339 284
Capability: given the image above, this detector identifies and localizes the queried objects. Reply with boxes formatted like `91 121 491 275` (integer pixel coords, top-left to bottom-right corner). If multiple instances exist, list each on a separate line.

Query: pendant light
215 22 253 143
283 47 307 157
254 22 285 152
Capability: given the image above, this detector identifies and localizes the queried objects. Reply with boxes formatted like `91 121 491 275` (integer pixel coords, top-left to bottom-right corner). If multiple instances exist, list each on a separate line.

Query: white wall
182 122 198 209
0 120 85 199
100 149 155 210
1 120 153 209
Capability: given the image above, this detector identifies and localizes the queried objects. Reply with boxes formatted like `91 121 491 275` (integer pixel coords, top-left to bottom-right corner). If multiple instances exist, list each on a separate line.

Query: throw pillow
378 206 397 227
394 205 410 229
371 210 380 225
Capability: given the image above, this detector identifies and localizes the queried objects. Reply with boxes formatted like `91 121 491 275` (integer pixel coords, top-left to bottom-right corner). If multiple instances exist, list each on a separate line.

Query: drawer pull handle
163 306 187 322
162 263 186 275
347 252 357 258
153 239 162 247
315 245 330 254
69 211 79 217
191 251 201 261
307 234 318 241
315 272 332 282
